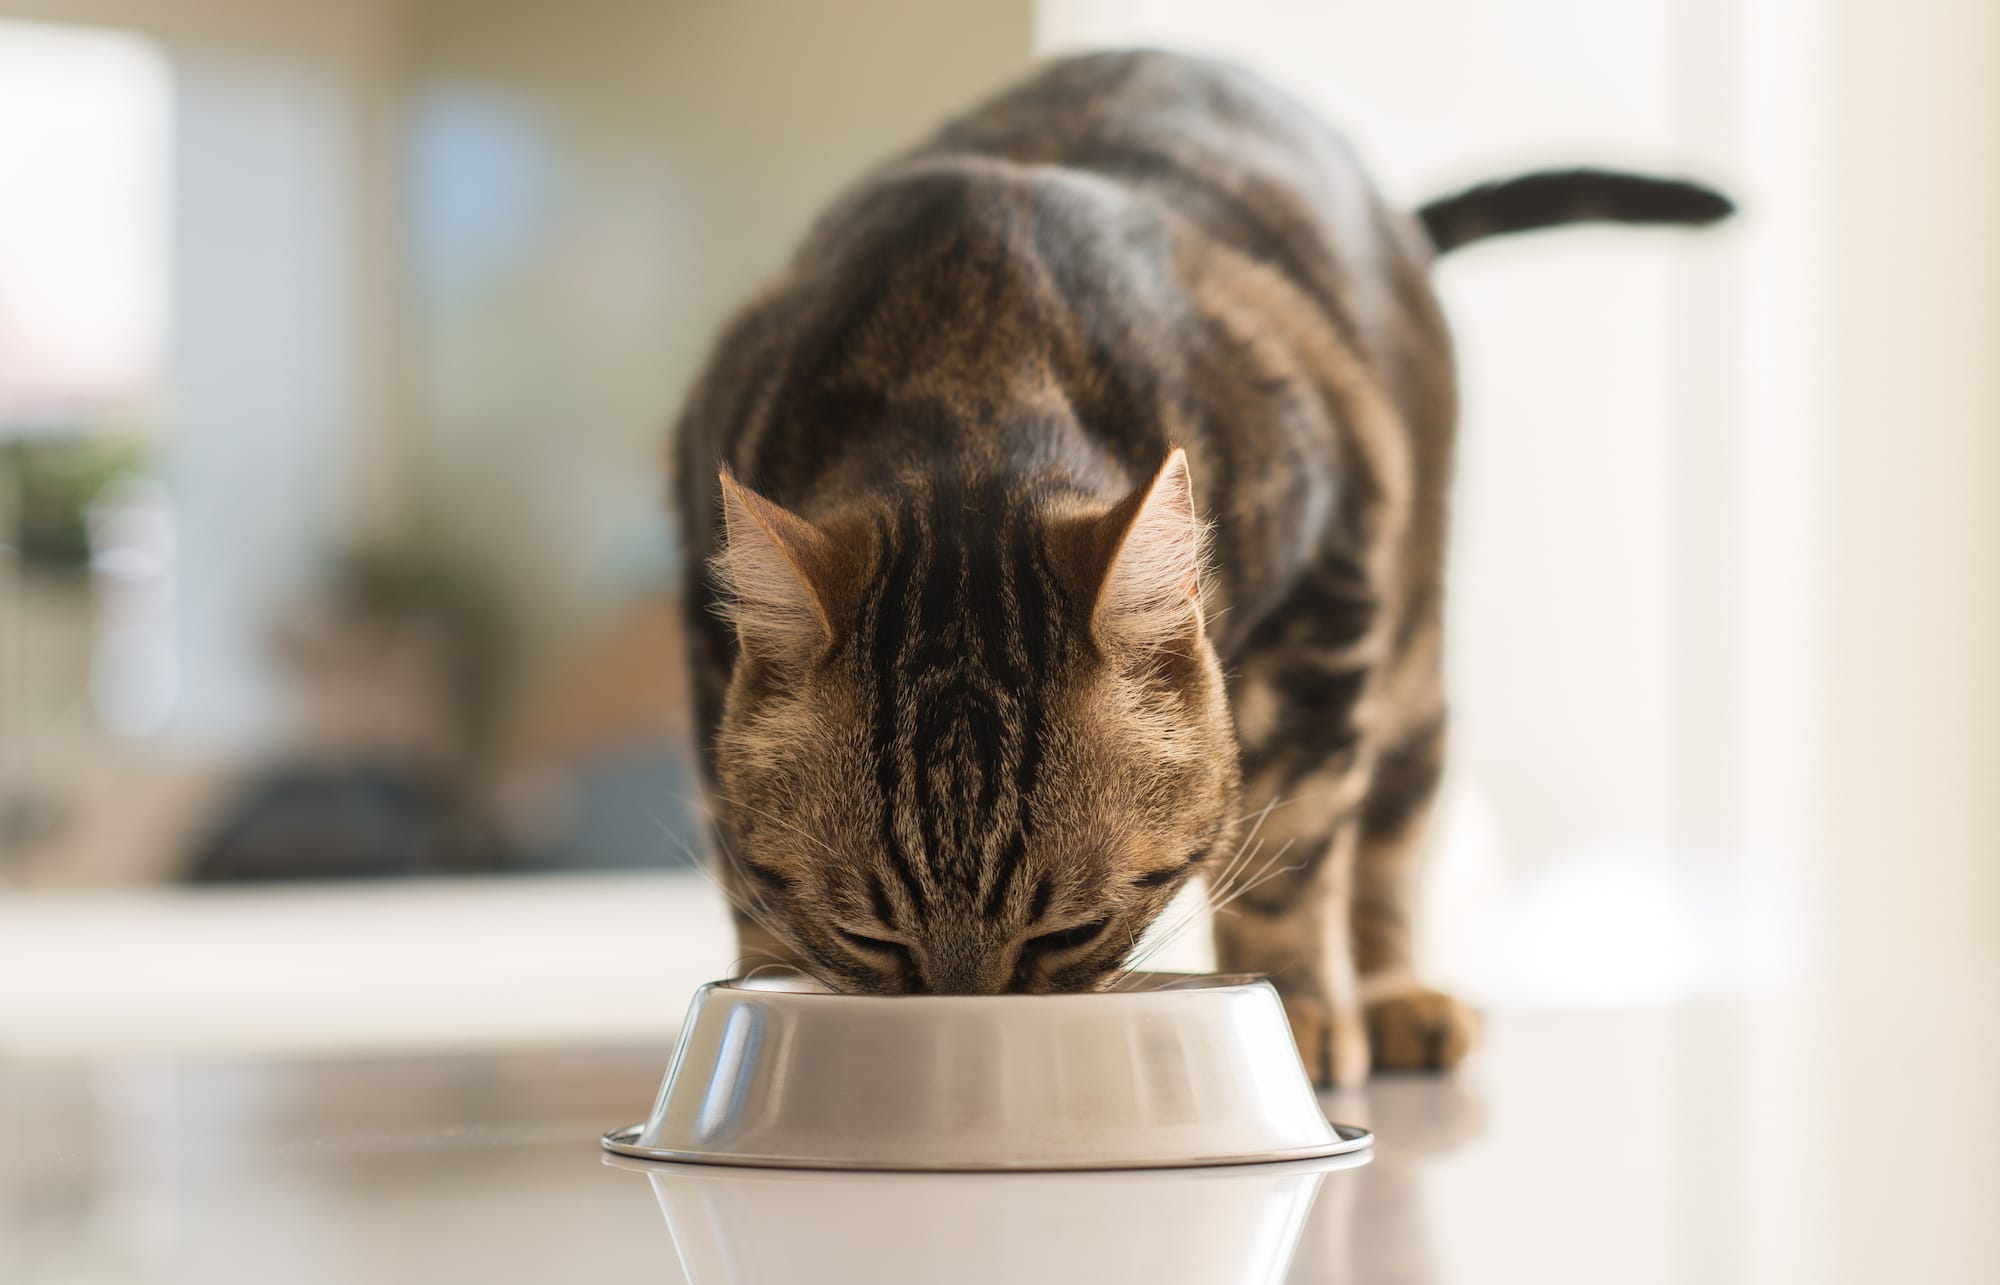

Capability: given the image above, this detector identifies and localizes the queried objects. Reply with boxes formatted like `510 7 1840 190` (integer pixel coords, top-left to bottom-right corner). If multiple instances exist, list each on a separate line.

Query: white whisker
1116 833 1305 983
644 805 848 994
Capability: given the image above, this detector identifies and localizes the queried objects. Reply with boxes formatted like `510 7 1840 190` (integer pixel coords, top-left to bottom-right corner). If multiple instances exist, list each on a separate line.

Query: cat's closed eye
833 928 918 991
836 927 909 958
1020 918 1110 960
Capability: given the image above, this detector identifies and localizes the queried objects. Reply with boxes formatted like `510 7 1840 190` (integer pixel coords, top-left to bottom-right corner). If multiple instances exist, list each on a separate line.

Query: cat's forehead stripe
857 481 1070 921
981 502 1058 913
865 503 929 914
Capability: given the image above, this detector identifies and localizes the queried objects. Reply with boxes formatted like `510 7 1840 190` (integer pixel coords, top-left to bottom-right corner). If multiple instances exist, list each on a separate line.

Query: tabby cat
672 51 1729 1085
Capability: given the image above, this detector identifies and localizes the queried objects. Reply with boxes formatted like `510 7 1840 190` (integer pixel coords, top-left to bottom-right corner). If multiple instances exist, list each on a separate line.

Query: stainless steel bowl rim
599 1121 1374 1172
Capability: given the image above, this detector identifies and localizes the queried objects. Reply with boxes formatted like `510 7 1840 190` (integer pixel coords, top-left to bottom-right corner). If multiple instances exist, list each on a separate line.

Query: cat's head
707 449 1239 994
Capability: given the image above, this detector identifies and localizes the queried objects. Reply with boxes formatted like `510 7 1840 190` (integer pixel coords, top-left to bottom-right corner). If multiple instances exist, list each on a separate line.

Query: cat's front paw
1363 985 1480 1072
1281 994 1371 1089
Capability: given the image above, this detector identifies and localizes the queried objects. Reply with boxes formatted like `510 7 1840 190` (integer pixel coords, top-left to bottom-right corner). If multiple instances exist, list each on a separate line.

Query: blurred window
0 21 168 434
0 22 172 884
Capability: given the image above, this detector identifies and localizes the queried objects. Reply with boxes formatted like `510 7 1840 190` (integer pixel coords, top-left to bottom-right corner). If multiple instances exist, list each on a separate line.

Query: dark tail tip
1420 168 1736 256
1644 180 1736 226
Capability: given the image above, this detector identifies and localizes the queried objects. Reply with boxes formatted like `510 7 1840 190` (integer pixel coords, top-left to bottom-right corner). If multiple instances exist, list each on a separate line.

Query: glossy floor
14 999 1974 1285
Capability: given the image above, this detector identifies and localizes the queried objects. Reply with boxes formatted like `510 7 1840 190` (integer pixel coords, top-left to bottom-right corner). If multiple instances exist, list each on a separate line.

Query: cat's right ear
1084 447 1210 671
714 467 837 664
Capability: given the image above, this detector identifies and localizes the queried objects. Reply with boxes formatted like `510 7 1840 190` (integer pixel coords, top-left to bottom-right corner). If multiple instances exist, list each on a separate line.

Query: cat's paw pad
1281 994 1371 1089
1364 987 1479 1072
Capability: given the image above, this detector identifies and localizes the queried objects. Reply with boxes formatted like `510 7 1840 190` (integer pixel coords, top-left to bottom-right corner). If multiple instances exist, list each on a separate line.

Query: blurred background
1 0 1994 1280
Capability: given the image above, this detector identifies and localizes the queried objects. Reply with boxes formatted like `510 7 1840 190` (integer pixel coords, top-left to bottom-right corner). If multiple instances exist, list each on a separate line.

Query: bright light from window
0 21 169 428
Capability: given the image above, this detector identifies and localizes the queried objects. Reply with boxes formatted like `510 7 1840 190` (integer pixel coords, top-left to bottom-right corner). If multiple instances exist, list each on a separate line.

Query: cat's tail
1418 168 1734 255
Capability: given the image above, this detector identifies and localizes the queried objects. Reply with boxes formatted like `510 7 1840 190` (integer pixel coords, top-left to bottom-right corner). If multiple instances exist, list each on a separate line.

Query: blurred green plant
0 431 151 571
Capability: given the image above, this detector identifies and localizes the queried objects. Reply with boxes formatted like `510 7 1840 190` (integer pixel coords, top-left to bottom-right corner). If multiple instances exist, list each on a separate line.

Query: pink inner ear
716 471 831 655
1095 448 1206 651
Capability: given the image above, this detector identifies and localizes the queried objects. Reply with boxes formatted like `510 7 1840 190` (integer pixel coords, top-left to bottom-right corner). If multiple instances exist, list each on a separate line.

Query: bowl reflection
608 1150 1371 1285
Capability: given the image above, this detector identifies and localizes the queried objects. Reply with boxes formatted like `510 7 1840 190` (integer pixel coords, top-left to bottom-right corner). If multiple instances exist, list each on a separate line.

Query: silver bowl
602 972 1371 1171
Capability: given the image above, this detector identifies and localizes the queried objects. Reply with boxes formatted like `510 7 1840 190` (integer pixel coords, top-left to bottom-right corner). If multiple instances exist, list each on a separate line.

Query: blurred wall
1798 0 2000 1277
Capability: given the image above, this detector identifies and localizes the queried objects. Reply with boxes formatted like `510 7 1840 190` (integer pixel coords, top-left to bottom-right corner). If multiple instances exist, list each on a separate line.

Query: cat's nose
917 951 1008 996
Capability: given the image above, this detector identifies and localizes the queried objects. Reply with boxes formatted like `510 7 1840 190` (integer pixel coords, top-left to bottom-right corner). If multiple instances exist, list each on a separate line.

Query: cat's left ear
1088 447 1209 664
714 466 840 664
